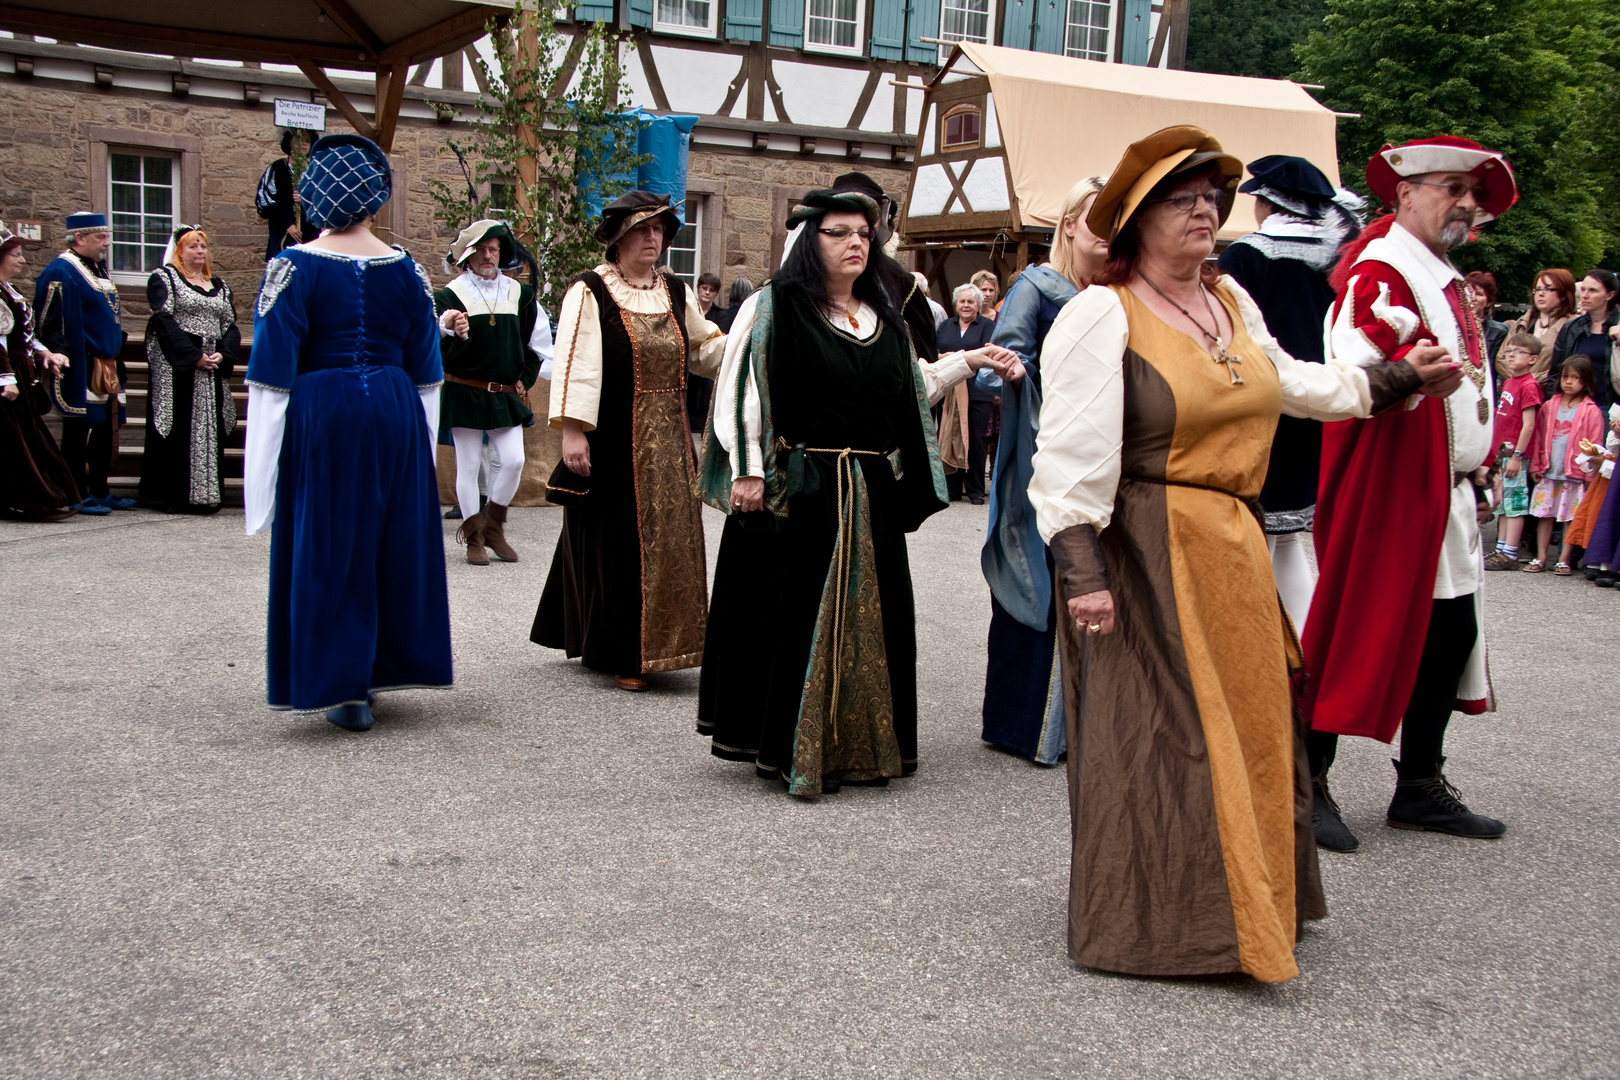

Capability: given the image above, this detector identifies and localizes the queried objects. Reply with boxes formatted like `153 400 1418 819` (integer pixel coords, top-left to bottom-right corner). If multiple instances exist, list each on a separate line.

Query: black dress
697 284 947 786
1216 242 1336 526
533 271 709 677
137 267 240 512
0 285 78 520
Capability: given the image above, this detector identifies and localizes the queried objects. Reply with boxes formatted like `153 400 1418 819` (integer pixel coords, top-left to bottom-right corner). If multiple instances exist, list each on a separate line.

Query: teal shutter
870 0 907 59
768 0 804 48
573 2 616 23
1031 0 1065 54
627 0 653 28
725 0 764 40
1001 0 1034 49
1119 0 1151 64
904 0 940 63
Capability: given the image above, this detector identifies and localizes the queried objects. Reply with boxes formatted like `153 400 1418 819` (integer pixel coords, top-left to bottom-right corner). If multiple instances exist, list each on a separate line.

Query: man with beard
35 212 127 513
434 219 552 565
1304 136 1514 846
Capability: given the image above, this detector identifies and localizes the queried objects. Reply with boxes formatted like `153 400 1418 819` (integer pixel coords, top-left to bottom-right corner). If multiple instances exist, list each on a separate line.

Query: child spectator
1567 404 1620 581
1526 353 1606 574
1485 333 1545 569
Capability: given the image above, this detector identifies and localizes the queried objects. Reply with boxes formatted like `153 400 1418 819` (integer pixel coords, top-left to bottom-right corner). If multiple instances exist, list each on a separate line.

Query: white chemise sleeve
711 291 765 481
682 288 726 377
1029 287 1129 543
547 281 603 431
244 385 289 535
1220 276 1373 421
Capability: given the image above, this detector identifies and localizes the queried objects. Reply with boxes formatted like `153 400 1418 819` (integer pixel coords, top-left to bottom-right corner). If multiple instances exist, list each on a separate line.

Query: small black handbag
544 459 591 507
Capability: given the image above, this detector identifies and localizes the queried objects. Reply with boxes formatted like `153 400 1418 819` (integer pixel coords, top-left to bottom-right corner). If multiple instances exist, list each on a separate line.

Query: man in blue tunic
34 212 128 513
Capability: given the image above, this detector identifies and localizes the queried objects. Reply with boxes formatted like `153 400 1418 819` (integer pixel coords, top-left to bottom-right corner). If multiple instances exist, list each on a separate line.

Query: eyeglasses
1146 189 1231 215
1407 179 1489 202
1503 348 1535 359
818 227 874 242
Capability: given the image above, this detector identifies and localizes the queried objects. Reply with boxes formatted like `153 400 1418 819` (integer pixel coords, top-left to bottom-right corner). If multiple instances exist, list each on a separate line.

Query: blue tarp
576 108 699 223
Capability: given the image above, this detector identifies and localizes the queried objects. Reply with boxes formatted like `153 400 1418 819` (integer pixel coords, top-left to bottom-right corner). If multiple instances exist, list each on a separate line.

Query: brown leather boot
483 501 519 562
457 512 490 566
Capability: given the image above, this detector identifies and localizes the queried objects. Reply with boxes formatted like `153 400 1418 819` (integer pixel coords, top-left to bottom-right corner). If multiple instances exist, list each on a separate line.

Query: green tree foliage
428 4 647 302
1297 0 1613 298
1186 0 1327 79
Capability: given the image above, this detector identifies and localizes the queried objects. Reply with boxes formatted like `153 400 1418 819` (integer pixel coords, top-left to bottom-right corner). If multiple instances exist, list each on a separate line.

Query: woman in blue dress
977 177 1108 764
244 134 451 732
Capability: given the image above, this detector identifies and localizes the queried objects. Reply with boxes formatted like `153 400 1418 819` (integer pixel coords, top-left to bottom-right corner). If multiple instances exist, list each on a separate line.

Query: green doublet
433 275 542 431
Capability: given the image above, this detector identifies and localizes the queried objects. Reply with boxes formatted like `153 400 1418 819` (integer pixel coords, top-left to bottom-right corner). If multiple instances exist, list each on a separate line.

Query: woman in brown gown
1027 128 1460 982
532 192 725 691
0 223 79 521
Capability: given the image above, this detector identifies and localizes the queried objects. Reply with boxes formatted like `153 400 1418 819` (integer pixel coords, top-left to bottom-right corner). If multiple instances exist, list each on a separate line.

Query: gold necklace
471 273 502 327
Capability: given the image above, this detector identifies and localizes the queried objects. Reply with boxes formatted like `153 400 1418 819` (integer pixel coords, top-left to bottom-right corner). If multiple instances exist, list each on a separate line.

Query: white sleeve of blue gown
419 384 441 438
244 385 288 535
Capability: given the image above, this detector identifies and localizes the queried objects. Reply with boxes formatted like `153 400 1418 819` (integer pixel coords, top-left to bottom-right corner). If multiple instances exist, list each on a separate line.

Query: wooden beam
311 0 384 57
635 34 671 112
296 59 376 140
408 62 432 87
546 28 587 102
378 6 508 67
845 66 882 131
441 50 463 92
0 5 369 67
372 62 409 152
463 46 491 95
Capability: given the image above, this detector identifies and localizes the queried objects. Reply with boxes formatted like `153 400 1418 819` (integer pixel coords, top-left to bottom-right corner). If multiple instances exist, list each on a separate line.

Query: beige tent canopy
900 42 1343 281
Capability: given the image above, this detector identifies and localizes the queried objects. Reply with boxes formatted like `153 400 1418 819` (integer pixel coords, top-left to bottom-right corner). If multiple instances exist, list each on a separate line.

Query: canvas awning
906 42 1343 245
0 0 510 149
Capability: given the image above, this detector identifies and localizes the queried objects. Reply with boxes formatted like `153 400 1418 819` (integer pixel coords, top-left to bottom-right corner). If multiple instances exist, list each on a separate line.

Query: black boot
1387 758 1506 838
1312 770 1359 852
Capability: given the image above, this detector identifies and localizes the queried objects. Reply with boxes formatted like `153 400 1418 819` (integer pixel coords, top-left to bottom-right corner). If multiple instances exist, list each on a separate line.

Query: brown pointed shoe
483 500 519 562
457 512 490 566
615 675 648 692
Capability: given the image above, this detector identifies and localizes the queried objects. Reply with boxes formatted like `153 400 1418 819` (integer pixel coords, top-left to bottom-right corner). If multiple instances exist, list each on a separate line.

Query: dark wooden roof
0 0 507 70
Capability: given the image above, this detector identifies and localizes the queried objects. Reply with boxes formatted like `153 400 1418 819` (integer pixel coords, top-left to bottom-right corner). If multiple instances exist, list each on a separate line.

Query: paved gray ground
0 503 1615 1079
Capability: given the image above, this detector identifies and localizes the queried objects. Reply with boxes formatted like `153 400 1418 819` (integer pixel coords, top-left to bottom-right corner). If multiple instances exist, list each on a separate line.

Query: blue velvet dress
977 266 1078 764
248 247 452 712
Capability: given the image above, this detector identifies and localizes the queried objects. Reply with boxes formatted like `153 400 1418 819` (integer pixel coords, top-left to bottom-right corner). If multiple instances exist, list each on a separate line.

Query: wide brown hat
1086 126 1243 241
594 190 682 247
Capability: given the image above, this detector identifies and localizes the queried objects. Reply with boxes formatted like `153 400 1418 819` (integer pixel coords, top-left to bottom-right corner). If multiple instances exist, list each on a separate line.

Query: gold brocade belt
803 445 887 744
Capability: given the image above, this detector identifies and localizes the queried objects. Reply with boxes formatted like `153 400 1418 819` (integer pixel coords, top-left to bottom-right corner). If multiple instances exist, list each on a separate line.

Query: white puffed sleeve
681 288 726 377
547 281 603 431
1029 287 1129 543
1220 276 1374 421
419 384 440 439
243 385 289 535
711 291 764 481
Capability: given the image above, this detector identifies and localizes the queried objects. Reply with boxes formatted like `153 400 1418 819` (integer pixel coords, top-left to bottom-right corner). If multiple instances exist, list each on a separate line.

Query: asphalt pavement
1 502 1614 1079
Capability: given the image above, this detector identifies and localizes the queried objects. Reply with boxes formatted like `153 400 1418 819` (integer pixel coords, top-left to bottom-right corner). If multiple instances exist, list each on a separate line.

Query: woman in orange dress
1028 128 1462 982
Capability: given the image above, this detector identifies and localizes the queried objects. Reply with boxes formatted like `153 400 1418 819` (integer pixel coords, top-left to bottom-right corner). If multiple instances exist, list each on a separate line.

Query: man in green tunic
434 220 552 565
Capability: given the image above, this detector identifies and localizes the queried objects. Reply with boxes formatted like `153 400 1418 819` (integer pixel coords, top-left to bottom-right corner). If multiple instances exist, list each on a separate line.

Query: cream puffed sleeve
711 291 765 481
548 279 603 431
1221 275 1422 418
1028 286 1130 545
918 351 977 405
682 287 726 377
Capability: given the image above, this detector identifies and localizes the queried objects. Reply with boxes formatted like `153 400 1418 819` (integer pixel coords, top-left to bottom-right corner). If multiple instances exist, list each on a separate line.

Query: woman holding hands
1028 128 1464 982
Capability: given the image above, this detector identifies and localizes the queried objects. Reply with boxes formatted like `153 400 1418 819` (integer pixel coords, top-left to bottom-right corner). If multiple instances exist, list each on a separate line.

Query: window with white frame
655 0 717 36
939 0 995 64
659 194 702 287
1064 0 1114 62
805 0 862 53
109 151 177 282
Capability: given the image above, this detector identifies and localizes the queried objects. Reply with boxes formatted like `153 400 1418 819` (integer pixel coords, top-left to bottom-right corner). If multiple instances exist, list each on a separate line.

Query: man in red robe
1304 136 1515 850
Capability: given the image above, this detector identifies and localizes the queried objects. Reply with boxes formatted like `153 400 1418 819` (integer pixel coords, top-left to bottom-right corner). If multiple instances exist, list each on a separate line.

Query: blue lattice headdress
298 134 393 232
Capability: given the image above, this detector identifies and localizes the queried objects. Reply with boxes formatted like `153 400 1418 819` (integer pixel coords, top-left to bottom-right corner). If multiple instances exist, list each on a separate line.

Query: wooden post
513 14 540 248
372 61 408 152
